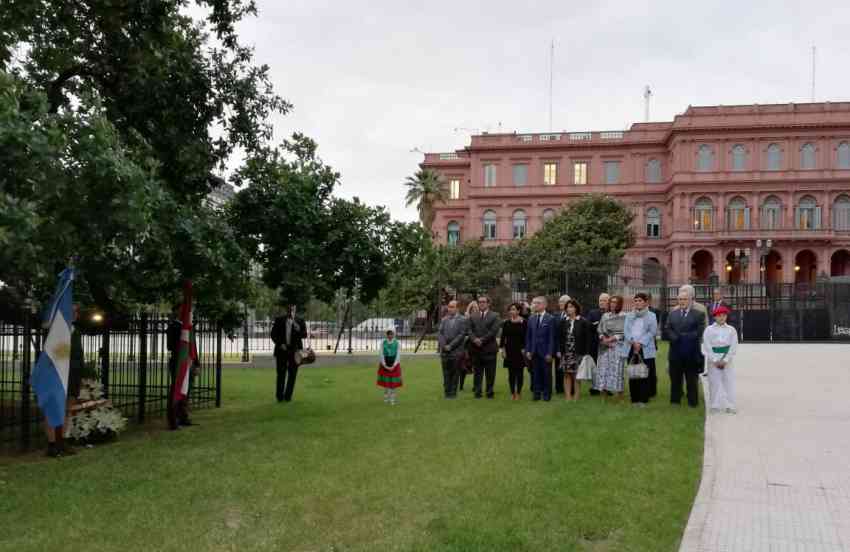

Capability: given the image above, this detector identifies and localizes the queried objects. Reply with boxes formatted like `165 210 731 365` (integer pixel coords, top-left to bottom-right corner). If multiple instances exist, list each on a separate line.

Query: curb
678 374 715 552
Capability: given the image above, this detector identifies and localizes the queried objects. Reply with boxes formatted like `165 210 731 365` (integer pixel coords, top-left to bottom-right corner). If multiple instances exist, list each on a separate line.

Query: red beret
712 305 731 316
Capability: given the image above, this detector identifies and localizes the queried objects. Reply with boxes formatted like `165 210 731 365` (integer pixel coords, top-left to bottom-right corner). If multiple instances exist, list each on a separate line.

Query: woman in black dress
499 303 528 401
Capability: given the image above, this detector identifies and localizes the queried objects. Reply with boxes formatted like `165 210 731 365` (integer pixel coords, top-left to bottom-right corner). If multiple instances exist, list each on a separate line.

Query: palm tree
403 169 448 234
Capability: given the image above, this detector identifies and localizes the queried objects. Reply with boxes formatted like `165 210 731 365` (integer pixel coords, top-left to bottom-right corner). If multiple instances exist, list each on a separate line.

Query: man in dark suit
271 304 308 402
438 300 468 399
467 296 501 398
707 288 733 325
553 295 570 395
664 289 706 407
525 296 557 401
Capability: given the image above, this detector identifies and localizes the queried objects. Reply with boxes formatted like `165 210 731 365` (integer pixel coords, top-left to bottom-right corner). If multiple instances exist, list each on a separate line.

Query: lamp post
725 247 751 285
755 238 773 287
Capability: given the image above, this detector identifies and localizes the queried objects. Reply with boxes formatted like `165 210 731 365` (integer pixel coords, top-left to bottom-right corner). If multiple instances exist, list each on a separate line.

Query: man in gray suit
438 300 468 399
467 295 501 398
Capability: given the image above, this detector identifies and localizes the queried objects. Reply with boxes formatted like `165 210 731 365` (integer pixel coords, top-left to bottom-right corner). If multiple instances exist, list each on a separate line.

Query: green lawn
0 346 704 552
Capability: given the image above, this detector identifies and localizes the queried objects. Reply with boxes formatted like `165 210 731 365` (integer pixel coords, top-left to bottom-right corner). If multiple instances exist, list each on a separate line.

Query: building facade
421 102 850 285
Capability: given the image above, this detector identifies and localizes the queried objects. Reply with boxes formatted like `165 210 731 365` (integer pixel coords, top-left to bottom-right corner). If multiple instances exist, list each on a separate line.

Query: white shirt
701 323 739 364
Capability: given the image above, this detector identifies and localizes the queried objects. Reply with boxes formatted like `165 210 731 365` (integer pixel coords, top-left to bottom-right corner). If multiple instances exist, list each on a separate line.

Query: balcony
422 152 469 165
467 128 667 149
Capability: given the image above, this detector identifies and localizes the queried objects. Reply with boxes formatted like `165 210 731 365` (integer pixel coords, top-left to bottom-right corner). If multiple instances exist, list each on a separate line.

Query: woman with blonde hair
458 301 480 391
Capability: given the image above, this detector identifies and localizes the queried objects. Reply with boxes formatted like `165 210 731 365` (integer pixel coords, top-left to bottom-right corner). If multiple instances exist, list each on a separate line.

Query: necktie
537 314 542 329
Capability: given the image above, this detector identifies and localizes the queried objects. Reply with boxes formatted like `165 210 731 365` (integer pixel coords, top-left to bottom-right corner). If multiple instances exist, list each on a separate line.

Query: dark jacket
467 310 501 356
706 300 733 324
271 315 307 357
585 308 604 360
525 312 557 358
664 307 706 362
558 316 594 359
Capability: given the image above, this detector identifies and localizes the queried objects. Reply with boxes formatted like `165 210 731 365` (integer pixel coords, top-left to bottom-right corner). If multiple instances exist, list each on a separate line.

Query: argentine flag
32 268 75 429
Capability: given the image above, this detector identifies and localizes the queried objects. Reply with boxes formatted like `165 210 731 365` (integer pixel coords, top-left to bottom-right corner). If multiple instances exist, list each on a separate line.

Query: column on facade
782 245 795 284
822 190 832 231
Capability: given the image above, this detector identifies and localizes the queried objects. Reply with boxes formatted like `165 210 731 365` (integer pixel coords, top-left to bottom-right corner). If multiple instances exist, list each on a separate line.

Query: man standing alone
271 304 307 403
437 300 468 399
467 296 501 399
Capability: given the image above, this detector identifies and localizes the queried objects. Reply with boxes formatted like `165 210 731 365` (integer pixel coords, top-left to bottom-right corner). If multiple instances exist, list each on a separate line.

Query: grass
0 344 704 552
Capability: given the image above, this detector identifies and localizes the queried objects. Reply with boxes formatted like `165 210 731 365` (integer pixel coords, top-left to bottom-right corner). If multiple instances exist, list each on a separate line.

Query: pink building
421 102 850 285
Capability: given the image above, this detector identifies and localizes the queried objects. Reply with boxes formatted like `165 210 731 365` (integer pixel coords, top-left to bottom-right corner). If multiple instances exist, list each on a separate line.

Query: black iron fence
663 282 850 342
1 312 222 451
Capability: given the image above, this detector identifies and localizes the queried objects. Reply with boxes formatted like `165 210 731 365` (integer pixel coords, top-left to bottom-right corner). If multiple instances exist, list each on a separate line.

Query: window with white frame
767 143 782 170
761 196 782 230
838 142 850 169
646 158 662 182
731 144 746 171
697 145 714 171
801 143 816 170
694 197 713 231
512 210 527 240
646 207 661 238
512 164 528 187
449 178 460 199
604 160 620 184
483 210 497 239
447 221 460 245
834 195 850 230
573 161 588 185
483 164 497 187
726 196 750 230
796 195 820 230
543 162 558 186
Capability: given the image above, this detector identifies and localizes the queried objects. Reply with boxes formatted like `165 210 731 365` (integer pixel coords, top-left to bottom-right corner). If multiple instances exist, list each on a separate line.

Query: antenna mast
811 45 816 102
548 39 554 131
643 85 652 122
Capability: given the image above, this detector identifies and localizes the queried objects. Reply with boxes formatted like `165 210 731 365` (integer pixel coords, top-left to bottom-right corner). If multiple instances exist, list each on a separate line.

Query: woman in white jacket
701 305 738 414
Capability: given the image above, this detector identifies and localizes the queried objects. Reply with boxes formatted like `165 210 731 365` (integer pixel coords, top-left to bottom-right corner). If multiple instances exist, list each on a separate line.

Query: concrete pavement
680 344 850 552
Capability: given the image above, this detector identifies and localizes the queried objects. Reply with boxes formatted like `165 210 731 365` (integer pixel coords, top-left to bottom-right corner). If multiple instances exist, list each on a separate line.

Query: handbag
576 355 595 381
294 334 316 366
627 350 648 380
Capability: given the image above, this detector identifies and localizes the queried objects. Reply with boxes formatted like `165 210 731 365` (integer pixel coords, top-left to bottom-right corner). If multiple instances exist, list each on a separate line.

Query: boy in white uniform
702 305 738 414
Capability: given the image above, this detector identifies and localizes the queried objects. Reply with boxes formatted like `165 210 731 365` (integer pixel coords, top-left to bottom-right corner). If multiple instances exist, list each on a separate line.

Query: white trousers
707 362 736 410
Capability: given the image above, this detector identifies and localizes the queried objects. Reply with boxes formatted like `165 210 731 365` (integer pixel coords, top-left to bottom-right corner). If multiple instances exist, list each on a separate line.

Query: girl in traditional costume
701 305 738 414
377 328 402 404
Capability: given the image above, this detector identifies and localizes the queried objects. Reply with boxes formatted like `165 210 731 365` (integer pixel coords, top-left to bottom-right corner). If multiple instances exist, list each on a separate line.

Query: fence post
347 309 353 355
216 321 223 408
101 322 110 398
137 313 148 423
20 303 32 450
241 307 250 362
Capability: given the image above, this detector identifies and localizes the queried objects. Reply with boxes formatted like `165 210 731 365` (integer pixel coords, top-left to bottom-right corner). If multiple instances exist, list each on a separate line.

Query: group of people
428 285 739 412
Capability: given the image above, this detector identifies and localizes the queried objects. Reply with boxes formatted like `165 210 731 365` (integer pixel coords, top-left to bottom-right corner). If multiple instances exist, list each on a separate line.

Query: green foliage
403 168 448 232
0 1 284 320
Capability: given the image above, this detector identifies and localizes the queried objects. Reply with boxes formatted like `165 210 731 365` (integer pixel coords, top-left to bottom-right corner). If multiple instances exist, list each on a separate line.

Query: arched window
694 197 713 231
796 195 820 230
761 195 782 230
482 210 497 240
646 207 661 238
833 195 850 230
726 196 750 230
646 158 662 182
697 145 714 172
542 208 556 223
447 221 460 246
801 142 816 169
767 143 782 170
512 210 527 240
731 144 746 171
838 142 850 169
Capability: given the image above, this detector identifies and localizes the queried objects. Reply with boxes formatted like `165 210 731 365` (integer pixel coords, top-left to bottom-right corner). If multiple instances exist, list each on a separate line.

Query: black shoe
475 394 482 399
486 394 495 399
46 444 62 458
544 397 552 402
533 395 541 401
180 420 196 427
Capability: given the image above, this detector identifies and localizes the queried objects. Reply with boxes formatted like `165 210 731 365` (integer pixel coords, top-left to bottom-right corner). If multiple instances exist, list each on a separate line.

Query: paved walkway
680 344 850 552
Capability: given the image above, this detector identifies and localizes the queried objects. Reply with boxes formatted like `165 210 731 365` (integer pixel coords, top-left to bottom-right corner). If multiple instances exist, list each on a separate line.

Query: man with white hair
664 287 706 407
525 296 557 401
679 284 707 317
553 294 571 395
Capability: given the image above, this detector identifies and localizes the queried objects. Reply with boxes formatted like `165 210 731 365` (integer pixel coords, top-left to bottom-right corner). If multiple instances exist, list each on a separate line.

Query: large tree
403 168 448 233
0 1 283 318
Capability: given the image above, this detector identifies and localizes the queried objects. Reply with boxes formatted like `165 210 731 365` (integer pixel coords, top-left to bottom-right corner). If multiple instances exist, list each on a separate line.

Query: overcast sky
217 0 850 222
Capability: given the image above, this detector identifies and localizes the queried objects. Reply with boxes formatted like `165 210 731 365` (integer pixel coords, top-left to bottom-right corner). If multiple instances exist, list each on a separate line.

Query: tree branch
47 64 88 114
